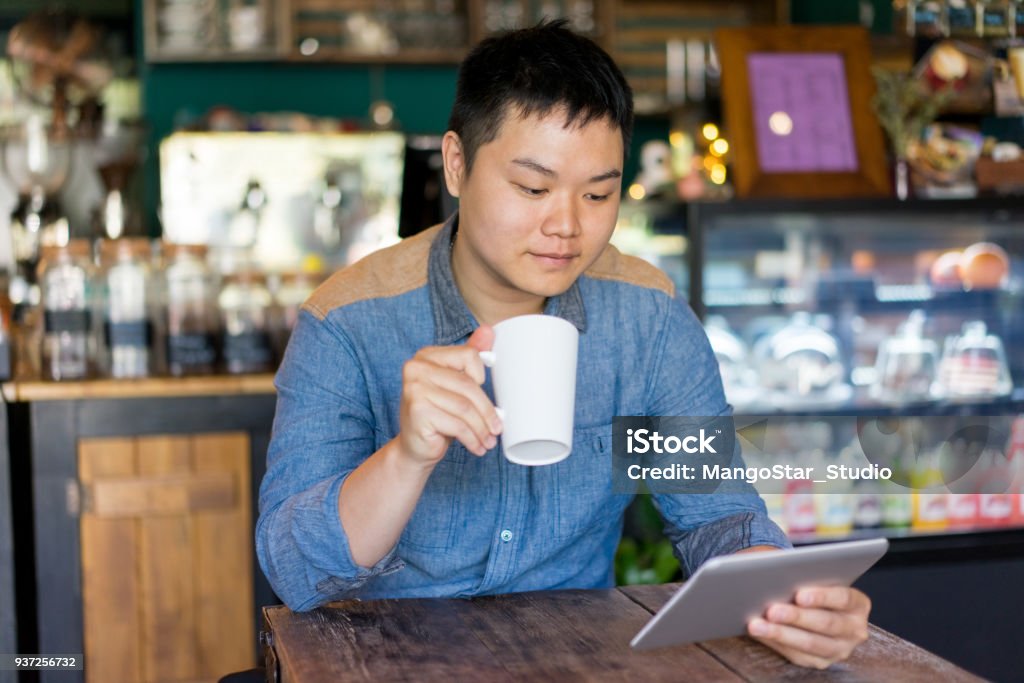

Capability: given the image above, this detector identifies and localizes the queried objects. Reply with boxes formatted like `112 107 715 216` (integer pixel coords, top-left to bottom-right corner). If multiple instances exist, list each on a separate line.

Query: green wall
790 0 893 33
142 62 458 139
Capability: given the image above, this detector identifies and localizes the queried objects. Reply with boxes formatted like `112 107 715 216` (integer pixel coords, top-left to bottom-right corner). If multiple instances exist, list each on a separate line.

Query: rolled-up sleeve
644 297 791 576
256 308 404 611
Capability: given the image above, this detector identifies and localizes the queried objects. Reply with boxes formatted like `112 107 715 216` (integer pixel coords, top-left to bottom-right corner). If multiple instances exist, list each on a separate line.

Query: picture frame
716 26 891 198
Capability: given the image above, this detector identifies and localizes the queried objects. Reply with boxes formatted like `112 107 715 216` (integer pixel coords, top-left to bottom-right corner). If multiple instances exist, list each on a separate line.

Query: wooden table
261 583 982 682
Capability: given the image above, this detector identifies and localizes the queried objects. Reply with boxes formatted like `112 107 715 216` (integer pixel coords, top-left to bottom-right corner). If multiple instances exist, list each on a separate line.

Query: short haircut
447 19 634 176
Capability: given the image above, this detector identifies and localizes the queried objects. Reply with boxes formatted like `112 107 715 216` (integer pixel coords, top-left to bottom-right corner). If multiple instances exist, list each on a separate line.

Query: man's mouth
531 252 578 261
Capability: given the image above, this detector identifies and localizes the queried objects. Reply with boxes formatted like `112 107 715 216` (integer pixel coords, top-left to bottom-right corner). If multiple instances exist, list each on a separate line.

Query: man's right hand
397 325 503 466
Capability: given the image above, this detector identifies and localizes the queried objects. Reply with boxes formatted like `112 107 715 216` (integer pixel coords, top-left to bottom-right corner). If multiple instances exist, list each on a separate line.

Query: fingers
403 369 498 457
399 328 502 463
423 386 498 455
748 617 854 666
763 602 870 645
747 626 835 670
413 340 489 385
795 586 872 618
406 354 501 432
746 587 872 670
466 324 495 353
409 399 494 456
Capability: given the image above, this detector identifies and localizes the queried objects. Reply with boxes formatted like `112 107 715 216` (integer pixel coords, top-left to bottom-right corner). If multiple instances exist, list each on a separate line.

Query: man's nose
541 197 582 238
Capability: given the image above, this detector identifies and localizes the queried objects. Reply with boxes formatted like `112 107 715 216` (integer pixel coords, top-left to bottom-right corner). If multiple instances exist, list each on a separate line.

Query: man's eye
517 185 547 196
587 193 611 202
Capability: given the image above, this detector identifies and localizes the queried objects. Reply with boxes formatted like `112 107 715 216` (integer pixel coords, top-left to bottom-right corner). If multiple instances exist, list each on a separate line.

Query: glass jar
870 310 939 404
162 243 219 376
270 270 321 359
938 321 1013 399
98 238 154 379
39 240 94 381
751 312 852 407
219 270 274 374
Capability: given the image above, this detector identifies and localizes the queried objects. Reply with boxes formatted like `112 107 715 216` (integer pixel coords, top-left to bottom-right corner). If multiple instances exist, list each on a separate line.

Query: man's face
444 108 623 316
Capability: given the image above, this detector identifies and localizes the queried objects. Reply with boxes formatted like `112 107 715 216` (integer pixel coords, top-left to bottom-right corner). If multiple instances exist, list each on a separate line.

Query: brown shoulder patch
303 224 441 320
584 243 675 297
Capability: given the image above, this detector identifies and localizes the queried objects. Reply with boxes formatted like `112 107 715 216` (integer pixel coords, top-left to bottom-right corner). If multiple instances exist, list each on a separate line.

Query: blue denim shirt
257 213 790 611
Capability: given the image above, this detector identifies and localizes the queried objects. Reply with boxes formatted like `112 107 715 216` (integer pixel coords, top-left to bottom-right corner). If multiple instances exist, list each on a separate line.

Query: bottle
942 441 981 529
977 448 1015 527
911 449 949 531
815 491 855 537
98 238 154 378
881 449 913 529
0 271 12 381
219 270 274 374
853 490 884 529
162 243 219 376
784 480 816 537
910 0 950 37
762 492 788 535
845 438 884 529
948 492 981 529
271 269 322 359
1008 416 1024 525
815 449 855 537
948 0 979 36
978 0 1013 36
39 240 94 381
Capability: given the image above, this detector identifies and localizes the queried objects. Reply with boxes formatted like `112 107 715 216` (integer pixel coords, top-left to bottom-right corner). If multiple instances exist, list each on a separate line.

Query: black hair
447 19 634 176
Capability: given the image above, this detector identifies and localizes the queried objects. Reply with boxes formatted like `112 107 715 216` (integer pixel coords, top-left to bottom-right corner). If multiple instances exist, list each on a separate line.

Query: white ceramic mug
479 314 579 466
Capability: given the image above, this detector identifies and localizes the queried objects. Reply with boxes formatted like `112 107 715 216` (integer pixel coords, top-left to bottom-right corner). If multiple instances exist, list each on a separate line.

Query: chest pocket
398 444 467 551
551 424 621 541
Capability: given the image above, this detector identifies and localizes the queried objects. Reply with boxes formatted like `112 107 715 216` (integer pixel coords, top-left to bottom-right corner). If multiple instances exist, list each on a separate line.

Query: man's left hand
746 585 871 670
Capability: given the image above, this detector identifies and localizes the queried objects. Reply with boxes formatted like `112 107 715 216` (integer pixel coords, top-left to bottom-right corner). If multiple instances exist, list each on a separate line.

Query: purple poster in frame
747 52 860 173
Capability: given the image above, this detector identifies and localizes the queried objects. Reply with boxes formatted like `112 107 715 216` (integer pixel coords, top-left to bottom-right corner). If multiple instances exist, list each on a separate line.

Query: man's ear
441 131 465 198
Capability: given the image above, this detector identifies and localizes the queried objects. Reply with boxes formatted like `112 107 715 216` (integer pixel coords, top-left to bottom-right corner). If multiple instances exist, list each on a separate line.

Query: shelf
732 387 1024 418
705 284 1023 312
791 522 1024 546
688 195 1024 221
144 0 617 65
1 374 277 402
286 48 466 64
792 524 1024 565
147 48 288 63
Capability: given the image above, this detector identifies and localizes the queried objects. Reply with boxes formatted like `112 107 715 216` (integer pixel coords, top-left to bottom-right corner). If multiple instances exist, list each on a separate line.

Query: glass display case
615 196 1024 543
689 198 1024 414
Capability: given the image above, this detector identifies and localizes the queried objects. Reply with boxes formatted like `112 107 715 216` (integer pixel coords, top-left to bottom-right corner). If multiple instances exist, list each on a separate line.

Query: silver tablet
630 537 889 651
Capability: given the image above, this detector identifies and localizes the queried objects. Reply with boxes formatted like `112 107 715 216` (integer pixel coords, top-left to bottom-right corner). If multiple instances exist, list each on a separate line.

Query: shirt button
500 529 513 542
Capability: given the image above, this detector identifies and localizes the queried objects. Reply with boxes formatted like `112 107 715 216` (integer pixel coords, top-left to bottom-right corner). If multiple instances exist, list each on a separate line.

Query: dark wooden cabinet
7 378 277 683
0 406 14 683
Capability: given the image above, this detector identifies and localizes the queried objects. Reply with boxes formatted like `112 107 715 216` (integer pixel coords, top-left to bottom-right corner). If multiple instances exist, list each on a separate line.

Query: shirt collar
428 211 588 345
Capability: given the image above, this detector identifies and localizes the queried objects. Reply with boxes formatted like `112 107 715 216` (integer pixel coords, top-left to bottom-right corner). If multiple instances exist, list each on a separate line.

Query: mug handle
477 351 504 422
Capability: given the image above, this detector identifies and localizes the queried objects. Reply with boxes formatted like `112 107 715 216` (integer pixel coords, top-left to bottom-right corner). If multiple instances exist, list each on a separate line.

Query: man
257 20 871 669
